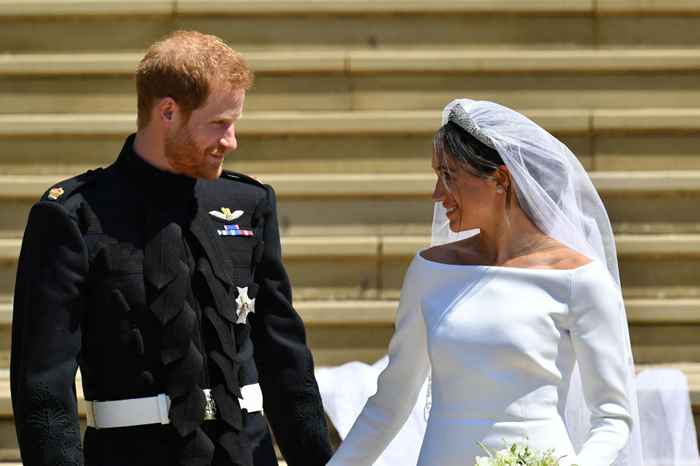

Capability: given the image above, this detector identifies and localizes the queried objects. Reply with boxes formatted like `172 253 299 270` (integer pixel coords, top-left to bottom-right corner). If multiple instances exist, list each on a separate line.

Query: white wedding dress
327 253 633 466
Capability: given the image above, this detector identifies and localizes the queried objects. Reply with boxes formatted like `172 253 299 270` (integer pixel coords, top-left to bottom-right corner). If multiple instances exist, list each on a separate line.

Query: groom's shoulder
23 168 108 233
37 167 106 210
219 170 267 191
220 169 264 187
213 169 275 202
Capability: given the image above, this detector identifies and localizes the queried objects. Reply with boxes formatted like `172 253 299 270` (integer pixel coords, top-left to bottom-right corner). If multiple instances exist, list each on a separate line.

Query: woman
327 99 643 465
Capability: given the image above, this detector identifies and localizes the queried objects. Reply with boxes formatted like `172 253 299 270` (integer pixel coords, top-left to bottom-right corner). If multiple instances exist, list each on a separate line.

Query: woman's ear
493 165 511 193
493 165 516 210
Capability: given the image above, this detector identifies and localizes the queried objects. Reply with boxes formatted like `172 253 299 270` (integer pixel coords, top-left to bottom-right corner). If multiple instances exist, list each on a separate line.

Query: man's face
164 86 246 180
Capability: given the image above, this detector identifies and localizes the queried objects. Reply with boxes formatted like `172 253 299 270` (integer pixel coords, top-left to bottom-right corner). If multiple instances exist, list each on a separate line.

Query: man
11 30 333 466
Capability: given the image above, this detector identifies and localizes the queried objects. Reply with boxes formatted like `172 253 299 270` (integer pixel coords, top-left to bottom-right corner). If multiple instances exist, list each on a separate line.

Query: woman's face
431 150 502 233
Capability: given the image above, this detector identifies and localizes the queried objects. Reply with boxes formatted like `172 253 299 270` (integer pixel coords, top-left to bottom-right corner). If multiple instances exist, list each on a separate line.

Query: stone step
0 110 583 137
0 281 698 365
5 109 700 175
0 0 591 17
4 171 700 198
6 49 700 114
3 0 700 18
4 291 700 316
2 233 700 304
0 295 698 366
2 171 700 234
7 49 700 76
2 170 700 236
7 107 700 136
3 1 700 53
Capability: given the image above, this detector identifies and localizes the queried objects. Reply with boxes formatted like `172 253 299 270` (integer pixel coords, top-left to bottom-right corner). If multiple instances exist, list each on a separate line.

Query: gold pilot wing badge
209 207 244 222
47 187 64 200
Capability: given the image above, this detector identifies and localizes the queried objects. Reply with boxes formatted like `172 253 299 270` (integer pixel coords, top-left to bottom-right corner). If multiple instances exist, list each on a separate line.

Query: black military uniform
11 135 333 466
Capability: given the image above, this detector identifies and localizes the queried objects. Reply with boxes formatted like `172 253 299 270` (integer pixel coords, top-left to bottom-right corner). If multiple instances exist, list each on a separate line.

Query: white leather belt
86 384 263 429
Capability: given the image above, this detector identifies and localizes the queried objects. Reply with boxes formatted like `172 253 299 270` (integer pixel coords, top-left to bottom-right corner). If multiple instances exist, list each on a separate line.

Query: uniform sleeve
328 258 429 466
250 185 333 466
11 201 88 466
569 264 634 466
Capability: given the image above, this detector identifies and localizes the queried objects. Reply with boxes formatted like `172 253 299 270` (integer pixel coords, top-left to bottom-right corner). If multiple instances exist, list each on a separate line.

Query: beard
164 124 224 180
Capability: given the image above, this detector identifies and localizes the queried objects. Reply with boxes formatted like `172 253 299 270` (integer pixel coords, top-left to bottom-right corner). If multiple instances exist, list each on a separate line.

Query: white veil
432 99 644 465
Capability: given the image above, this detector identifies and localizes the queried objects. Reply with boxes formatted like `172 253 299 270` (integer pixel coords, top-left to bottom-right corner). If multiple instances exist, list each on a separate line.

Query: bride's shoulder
548 249 593 270
514 239 593 270
419 236 483 266
568 258 620 309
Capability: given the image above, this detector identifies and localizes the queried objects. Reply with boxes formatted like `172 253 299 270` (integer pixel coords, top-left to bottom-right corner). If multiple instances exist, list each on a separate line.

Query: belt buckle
203 389 217 421
86 400 98 429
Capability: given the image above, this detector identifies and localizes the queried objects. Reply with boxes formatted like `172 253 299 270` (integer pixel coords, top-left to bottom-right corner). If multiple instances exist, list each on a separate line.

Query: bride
326 99 643 465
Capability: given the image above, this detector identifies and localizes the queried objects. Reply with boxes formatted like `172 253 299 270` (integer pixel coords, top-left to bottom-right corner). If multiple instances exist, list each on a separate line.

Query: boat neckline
416 250 598 273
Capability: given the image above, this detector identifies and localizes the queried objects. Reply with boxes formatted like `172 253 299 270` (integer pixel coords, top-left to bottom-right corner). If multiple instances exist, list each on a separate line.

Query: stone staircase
1 0 700 462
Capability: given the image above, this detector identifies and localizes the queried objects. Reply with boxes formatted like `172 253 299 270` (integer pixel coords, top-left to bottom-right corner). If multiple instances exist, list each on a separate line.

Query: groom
10 30 333 466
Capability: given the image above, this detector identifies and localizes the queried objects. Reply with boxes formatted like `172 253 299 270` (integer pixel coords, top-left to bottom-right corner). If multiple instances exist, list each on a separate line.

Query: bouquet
474 441 576 466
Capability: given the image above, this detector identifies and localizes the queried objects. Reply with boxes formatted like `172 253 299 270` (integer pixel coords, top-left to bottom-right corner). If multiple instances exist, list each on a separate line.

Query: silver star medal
235 286 255 324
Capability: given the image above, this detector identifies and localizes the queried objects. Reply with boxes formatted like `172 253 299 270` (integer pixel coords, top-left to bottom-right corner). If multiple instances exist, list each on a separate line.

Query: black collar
114 133 197 196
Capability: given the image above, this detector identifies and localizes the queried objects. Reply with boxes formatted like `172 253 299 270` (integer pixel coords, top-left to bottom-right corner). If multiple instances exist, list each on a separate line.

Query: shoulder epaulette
40 167 104 204
221 169 265 188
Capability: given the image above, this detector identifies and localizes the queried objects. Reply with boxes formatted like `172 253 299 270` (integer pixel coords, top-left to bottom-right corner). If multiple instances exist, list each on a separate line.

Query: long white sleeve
569 264 634 465
328 258 430 466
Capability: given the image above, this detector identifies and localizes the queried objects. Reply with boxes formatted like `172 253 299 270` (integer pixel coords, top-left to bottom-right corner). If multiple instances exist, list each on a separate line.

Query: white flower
474 457 492 466
474 440 565 466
